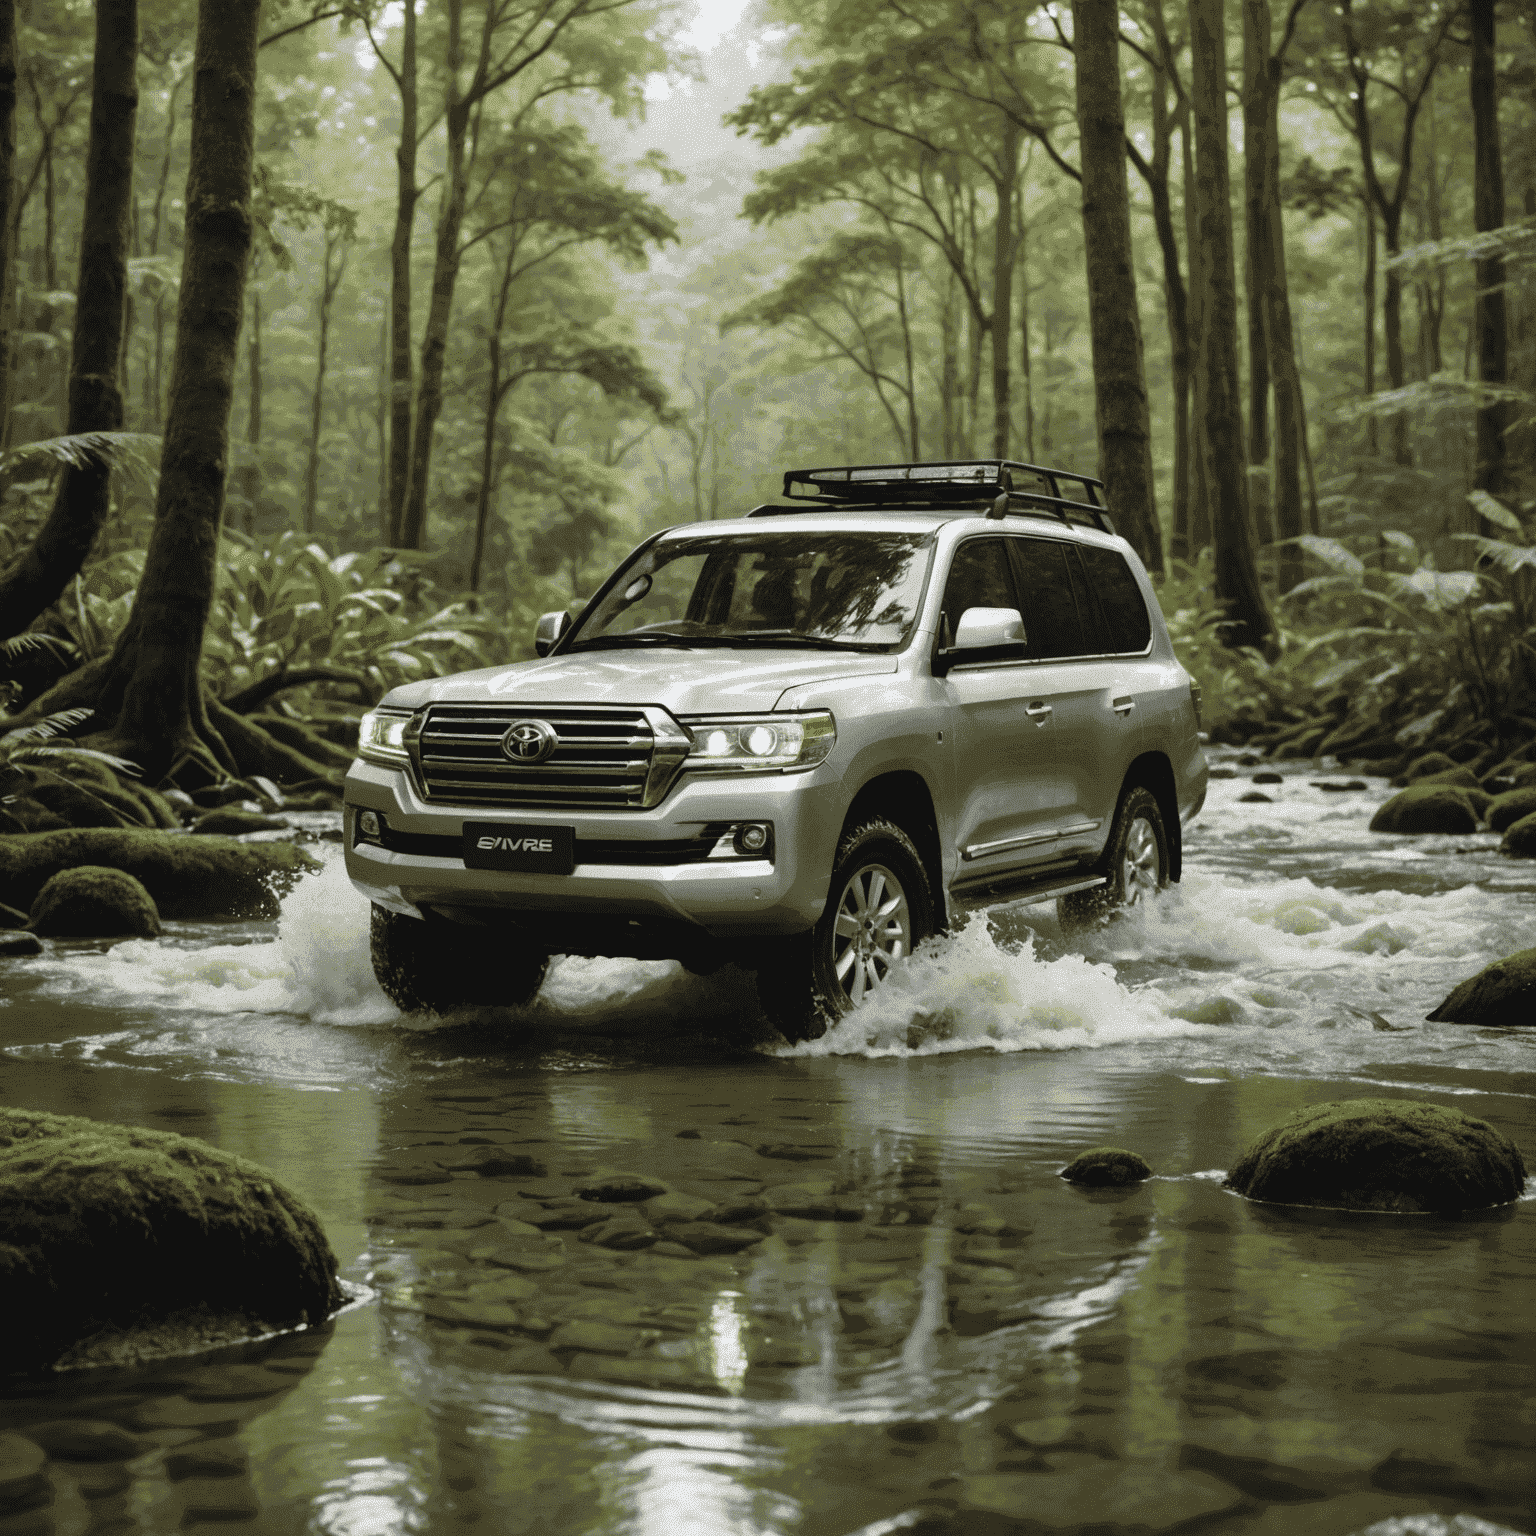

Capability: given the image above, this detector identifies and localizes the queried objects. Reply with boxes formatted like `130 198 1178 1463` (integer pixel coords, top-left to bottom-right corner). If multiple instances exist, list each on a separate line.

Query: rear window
1074 546 1151 654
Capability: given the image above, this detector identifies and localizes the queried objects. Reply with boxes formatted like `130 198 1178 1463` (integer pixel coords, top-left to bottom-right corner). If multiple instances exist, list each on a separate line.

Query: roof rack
771 459 1116 536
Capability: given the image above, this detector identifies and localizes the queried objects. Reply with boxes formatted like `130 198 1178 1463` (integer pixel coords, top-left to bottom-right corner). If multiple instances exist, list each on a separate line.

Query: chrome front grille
413 705 688 809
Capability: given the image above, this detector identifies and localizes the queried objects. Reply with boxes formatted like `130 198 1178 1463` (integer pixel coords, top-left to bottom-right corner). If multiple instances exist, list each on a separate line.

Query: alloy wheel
831 862 912 1003
1121 815 1162 904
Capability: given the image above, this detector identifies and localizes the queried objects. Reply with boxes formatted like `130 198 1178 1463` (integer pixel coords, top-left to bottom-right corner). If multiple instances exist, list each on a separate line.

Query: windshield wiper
567 632 710 650
716 632 888 651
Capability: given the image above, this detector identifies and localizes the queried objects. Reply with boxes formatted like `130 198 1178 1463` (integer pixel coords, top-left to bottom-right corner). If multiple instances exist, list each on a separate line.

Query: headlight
358 708 414 767
680 712 835 773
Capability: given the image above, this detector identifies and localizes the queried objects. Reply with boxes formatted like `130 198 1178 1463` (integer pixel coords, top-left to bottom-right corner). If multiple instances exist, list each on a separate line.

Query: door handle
1025 701 1052 727
1111 695 1135 715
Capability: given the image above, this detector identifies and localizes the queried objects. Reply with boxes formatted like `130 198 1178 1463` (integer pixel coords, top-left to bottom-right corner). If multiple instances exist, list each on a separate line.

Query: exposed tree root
223 665 371 716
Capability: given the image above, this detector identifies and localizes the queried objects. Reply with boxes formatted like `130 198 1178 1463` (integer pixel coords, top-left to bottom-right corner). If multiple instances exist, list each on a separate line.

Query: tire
1059 785 1170 930
369 905 549 1014
755 819 935 1043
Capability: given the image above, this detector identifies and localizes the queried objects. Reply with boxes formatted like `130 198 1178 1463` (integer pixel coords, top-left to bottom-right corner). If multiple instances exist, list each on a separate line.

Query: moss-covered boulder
1060 1147 1153 1186
1368 784 1490 834
1502 811 1536 859
1487 785 1536 834
0 933 42 957
192 806 287 836
0 829 319 919
28 866 161 939
0 1108 343 1372
1224 1098 1526 1212
1398 751 1460 784
1426 947 1536 1028
1404 764 1483 790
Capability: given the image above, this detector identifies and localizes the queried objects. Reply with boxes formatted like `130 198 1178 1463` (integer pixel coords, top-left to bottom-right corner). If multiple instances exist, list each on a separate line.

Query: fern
7 744 143 778
0 706 95 749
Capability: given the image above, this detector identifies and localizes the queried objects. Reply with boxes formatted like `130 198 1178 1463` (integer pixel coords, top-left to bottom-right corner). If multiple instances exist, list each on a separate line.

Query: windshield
568 530 935 652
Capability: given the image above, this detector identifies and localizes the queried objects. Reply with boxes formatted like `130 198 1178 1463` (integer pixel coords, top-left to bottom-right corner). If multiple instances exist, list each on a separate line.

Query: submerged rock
1426 947 1536 1028
0 828 319 919
1060 1147 1154 1186
1224 1098 1526 1212
28 865 161 939
1368 785 1490 834
0 933 42 957
1501 811 1536 859
192 806 287 836
0 1107 343 1371
1486 785 1536 833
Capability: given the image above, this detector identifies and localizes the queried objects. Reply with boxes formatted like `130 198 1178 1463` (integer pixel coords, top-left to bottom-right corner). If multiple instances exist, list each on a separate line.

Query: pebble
442 1148 547 1178
650 1241 696 1259
182 1365 291 1403
547 1319 649 1355
0 934 43 957
579 1216 658 1250
522 1202 608 1230
1252 771 1283 784
463 1275 538 1304
1207 767 1238 779
72 1462 132 1499
958 1468 1244 1528
165 1447 247 1481
755 1143 835 1161
489 1344 565 1375
566 1353 710 1389
766 1185 862 1221
484 1245 564 1273
664 1222 766 1255
1312 779 1369 792
711 1196 768 1223
1238 791 1273 803
643 1191 717 1224
17 1421 145 1463
575 1174 669 1203
376 1167 452 1187
489 1207 548 1234
0 1434 47 1514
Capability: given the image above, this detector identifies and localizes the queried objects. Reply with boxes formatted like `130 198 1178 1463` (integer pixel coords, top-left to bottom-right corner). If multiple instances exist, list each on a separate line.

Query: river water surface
1 754 1532 1536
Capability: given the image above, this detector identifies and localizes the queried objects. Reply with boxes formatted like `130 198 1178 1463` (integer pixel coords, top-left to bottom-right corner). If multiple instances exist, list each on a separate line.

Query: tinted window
1008 538 1087 659
940 539 1016 645
1074 545 1151 653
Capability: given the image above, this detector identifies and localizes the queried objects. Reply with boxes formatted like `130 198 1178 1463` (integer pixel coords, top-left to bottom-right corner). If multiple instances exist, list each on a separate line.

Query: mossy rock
1503 812 1536 859
1060 1147 1153 1186
1224 1098 1526 1213
0 1108 342 1371
1402 764 1482 790
1396 751 1459 785
29 866 161 939
0 829 319 919
1368 784 1490 834
192 807 287 836
1427 948 1536 1028
1486 785 1536 833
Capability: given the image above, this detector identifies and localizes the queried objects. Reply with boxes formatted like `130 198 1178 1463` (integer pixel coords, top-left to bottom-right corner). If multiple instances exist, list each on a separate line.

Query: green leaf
1468 489 1524 532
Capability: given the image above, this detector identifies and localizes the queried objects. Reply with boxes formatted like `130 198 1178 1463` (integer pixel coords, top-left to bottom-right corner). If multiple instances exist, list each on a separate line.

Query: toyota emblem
501 719 559 764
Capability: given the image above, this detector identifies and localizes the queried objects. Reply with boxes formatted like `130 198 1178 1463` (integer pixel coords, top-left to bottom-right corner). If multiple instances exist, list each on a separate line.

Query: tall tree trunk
1242 0 1272 548
385 0 418 544
1072 0 1162 572
1362 195 1378 455
237 280 261 534
0 0 137 641
88 0 260 785
0 0 15 452
990 121 1018 459
1182 110 1211 553
1016 193 1036 463
1470 0 1507 499
1382 204 1410 464
1191 0 1273 651
301 231 346 535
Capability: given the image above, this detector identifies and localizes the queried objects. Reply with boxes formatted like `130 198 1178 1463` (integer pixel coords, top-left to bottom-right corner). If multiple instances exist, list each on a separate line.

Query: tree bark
990 121 1018 459
0 0 137 641
1181 109 1211 553
385 0 418 544
1470 0 1507 498
1241 0 1272 547
1071 0 1162 573
0 0 15 452
301 229 346 535
1362 195 1378 455
1191 0 1273 651
87 0 261 786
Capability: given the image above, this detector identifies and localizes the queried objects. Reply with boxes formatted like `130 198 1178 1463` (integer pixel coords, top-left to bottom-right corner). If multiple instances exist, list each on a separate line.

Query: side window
940 539 1017 644
1074 545 1152 653
1008 538 1087 659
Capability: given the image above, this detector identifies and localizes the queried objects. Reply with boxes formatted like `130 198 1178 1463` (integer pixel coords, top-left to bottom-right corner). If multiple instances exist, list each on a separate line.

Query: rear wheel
756 819 934 1043
1059 786 1169 930
369 905 549 1014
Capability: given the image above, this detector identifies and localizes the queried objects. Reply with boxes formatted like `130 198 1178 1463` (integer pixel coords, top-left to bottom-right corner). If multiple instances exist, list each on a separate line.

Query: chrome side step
950 870 1106 913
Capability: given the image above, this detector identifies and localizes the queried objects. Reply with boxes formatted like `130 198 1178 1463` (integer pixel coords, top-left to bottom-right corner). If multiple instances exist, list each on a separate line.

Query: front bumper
343 759 844 938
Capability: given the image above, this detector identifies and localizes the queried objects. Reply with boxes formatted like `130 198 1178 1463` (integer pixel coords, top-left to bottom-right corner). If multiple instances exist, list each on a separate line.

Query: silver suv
344 460 1206 1039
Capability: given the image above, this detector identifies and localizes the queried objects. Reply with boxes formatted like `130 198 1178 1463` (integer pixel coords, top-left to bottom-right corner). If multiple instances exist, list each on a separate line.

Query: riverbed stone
523 1200 608 1230
1060 1147 1154 1186
191 807 287 836
643 1191 717 1224
1404 764 1482 790
1368 785 1490 834
1485 785 1536 833
1501 811 1536 858
1399 751 1460 783
665 1222 766 1255
17 1421 145 1462
1425 947 1536 1028
442 1147 547 1178
0 1433 48 1514
548 1319 648 1354
575 1173 668 1203
0 829 319 919
27 866 161 939
1224 1098 1527 1212
579 1214 658 1249
0 1107 343 1371
0 932 43 956
957 1467 1244 1527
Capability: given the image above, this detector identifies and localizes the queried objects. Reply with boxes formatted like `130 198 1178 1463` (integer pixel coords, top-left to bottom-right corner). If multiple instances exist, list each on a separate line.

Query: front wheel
755 819 935 1043
369 905 549 1014
1059 786 1170 930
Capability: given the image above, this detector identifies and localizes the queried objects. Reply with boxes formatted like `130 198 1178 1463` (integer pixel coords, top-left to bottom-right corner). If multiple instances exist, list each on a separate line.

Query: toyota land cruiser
344 459 1207 1040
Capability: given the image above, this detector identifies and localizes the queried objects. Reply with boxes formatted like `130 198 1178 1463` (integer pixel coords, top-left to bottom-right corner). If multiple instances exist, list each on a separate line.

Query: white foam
782 917 1213 1058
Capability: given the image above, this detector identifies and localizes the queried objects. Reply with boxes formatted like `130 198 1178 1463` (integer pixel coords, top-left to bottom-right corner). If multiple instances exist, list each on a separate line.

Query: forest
0 0 1533 799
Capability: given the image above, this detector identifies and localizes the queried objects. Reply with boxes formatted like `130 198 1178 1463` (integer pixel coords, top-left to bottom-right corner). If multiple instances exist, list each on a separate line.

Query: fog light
359 810 382 839
734 822 771 856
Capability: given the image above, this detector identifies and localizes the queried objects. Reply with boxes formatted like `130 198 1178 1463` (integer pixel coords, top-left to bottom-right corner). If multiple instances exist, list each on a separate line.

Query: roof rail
778 458 1115 536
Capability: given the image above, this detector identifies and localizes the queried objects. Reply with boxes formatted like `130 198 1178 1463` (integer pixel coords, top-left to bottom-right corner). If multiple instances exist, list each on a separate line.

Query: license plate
462 821 574 874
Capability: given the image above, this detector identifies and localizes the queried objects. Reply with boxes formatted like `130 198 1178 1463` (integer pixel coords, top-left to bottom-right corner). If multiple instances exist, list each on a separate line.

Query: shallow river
2 754 1533 1536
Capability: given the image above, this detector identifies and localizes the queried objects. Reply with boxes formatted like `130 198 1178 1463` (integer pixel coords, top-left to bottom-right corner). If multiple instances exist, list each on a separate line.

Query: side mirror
953 606 1024 648
534 610 572 657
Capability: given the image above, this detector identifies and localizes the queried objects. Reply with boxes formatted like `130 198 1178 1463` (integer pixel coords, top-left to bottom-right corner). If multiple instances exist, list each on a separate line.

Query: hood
383 649 899 716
